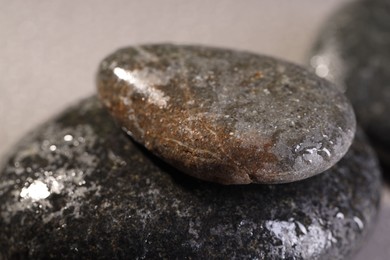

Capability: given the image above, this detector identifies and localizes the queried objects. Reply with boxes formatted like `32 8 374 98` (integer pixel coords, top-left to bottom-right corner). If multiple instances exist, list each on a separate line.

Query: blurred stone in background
309 0 390 169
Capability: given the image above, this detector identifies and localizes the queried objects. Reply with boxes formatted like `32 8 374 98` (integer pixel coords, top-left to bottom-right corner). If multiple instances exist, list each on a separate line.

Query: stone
0 97 381 259
97 44 356 184
308 0 390 166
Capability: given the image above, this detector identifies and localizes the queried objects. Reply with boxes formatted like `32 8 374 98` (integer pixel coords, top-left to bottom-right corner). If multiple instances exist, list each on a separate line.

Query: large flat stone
0 97 380 259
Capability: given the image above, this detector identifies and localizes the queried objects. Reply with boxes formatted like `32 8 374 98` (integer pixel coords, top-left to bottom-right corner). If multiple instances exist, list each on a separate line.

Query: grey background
0 1 389 259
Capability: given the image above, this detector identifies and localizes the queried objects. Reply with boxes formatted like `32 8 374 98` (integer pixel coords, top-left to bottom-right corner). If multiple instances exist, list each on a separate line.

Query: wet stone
309 0 390 165
0 97 381 259
97 44 356 184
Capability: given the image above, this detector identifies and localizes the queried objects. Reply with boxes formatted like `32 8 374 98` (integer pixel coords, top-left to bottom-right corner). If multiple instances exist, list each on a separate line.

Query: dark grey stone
0 97 381 259
308 0 390 165
97 44 356 184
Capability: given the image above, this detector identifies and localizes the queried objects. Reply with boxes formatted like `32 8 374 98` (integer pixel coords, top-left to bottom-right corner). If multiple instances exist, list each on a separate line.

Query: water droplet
20 180 50 201
353 216 364 230
64 135 73 142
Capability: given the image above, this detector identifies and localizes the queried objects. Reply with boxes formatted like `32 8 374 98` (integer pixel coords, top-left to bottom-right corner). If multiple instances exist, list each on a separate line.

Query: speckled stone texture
97 44 356 185
0 97 380 259
308 0 390 166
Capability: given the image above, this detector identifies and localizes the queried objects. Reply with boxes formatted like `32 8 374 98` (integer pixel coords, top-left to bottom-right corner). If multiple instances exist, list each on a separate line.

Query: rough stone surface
308 0 390 165
97 44 356 184
0 97 381 259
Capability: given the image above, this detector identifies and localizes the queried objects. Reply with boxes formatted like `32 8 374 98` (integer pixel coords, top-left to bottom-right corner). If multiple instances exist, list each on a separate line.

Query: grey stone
308 0 390 165
0 97 381 259
97 44 356 184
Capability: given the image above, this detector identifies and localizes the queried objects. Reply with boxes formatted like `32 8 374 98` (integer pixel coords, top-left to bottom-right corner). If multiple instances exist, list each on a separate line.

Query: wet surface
97 44 356 184
0 97 380 259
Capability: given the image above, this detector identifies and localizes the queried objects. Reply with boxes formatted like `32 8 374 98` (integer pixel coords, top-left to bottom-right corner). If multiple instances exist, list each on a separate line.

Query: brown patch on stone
98 77 282 185
239 71 265 87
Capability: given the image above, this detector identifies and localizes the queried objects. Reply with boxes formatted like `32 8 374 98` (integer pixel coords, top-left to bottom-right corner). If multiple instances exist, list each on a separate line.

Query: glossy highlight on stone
97 44 356 184
0 97 380 259
308 0 390 165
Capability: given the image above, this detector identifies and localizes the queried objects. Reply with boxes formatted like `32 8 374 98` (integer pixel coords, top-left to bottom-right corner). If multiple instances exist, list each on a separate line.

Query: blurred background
0 1 388 259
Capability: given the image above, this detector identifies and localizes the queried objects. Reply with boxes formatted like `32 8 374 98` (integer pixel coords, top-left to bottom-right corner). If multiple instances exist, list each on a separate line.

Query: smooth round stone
97 44 356 184
0 97 380 259
308 0 390 165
